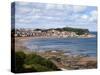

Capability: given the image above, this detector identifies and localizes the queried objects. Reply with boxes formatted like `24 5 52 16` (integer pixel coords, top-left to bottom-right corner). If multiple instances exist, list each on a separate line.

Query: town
13 27 95 38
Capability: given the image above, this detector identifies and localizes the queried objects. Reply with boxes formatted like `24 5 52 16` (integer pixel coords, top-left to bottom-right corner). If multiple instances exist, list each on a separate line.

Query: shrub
15 51 60 73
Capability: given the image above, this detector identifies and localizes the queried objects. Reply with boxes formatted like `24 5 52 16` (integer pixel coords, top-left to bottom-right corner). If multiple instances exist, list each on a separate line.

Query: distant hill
34 27 89 35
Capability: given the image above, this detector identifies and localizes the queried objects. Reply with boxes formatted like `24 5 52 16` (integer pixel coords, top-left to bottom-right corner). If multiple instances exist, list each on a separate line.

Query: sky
13 2 97 31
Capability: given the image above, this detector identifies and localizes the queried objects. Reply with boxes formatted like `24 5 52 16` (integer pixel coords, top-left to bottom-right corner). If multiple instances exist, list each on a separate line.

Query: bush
15 51 60 73
25 53 60 71
15 51 26 73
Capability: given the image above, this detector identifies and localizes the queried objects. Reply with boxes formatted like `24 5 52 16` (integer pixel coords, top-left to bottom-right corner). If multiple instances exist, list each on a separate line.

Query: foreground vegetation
15 51 60 73
13 50 97 73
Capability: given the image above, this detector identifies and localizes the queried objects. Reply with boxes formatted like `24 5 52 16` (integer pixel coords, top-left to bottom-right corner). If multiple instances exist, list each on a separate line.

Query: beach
15 37 97 70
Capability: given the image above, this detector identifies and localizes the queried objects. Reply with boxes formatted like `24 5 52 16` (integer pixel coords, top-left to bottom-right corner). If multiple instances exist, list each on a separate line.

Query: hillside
35 27 89 35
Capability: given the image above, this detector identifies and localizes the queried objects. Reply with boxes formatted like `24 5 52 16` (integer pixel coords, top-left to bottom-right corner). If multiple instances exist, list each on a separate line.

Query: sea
24 32 97 57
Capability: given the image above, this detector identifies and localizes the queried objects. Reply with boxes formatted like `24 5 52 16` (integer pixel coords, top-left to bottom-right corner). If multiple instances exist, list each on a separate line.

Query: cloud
15 2 97 31
46 4 56 9
16 16 34 24
16 2 30 6
89 10 97 22
72 6 87 13
16 7 32 14
16 18 31 24
44 16 54 19
46 4 65 10
81 15 89 20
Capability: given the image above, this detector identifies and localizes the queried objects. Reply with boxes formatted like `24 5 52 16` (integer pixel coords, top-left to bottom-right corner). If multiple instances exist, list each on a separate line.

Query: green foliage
25 53 59 71
15 51 26 72
15 51 60 73
34 27 89 35
34 29 42 31
56 27 89 35
31 64 53 72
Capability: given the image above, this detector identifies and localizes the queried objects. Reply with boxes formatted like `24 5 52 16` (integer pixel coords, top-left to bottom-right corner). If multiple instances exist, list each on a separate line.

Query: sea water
25 32 97 57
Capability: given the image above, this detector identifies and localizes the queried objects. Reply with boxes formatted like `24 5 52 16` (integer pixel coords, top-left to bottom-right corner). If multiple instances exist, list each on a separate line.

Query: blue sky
14 2 97 31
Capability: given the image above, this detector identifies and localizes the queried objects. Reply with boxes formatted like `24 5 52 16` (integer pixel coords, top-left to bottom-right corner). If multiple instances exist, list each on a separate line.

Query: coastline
15 37 97 70
15 33 96 40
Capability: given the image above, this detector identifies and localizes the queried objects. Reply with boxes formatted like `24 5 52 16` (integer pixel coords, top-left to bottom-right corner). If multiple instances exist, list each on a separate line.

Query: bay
24 32 97 57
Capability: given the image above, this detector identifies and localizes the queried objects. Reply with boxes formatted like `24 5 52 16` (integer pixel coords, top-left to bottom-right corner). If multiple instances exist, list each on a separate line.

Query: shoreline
15 37 97 57
15 37 97 70
15 35 96 41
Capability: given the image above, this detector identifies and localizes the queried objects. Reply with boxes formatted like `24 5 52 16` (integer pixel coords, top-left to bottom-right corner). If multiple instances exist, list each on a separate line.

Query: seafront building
14 29 78 38
13 28 95 38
